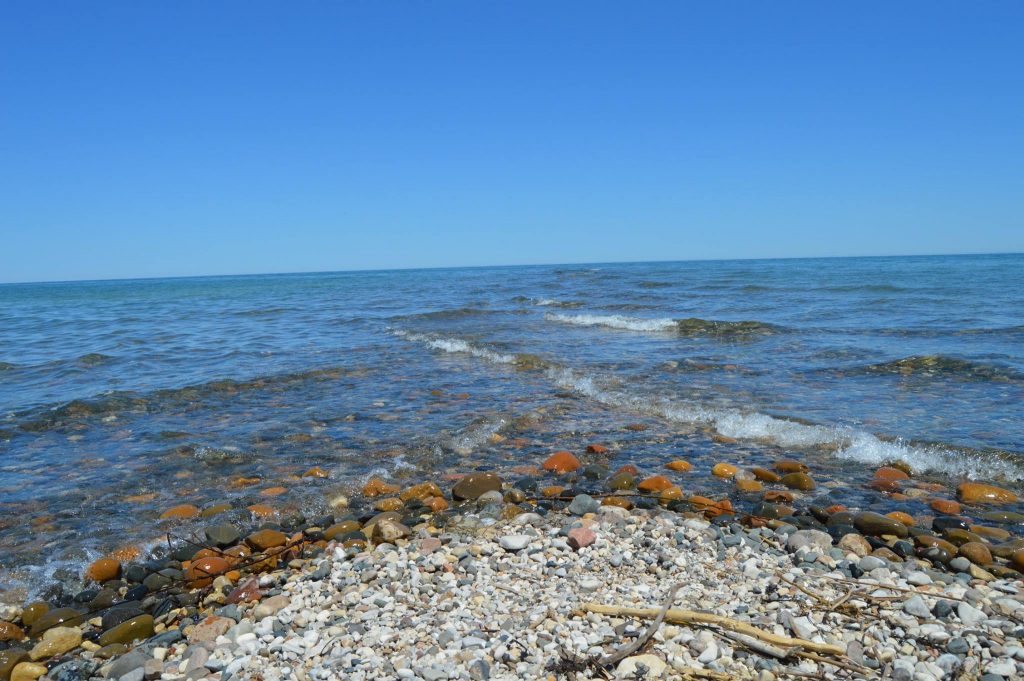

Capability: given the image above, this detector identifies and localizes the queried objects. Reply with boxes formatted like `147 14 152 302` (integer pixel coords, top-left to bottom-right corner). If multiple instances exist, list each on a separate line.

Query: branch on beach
577 602 847 658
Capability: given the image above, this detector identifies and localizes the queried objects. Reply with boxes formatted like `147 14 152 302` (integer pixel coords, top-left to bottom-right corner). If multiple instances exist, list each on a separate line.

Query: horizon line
2 250 1020 287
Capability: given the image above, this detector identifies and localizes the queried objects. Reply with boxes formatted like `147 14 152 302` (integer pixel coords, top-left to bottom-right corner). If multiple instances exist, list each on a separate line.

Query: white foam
392 330 516 365
545 313 678 332
549 366 1024 481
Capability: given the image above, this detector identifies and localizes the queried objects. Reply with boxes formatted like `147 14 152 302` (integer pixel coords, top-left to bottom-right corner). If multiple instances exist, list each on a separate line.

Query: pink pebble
568 527 597 550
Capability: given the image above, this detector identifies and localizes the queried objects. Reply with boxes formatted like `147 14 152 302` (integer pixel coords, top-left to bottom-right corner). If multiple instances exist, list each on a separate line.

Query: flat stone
786 530 832 554
568 494 599 516
452 473 503 500
498 535 532 551
204 524 240 548
98 615 154 647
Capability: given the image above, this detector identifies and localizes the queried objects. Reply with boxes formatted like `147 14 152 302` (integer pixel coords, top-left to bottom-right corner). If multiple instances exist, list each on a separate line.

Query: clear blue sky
2 2 1022 283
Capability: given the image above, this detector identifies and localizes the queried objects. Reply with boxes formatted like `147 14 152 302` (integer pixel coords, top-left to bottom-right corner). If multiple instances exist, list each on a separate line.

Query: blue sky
1 2 1022 282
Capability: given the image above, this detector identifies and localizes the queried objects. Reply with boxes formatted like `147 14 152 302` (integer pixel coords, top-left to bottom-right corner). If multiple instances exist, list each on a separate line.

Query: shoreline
2 451 1024 680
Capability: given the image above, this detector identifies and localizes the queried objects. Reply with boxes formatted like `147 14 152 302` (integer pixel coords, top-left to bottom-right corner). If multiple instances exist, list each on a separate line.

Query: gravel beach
3 452 1024 681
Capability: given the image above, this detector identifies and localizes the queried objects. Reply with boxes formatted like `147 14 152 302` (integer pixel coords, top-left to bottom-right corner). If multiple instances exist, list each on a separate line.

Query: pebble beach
2 447 1024 681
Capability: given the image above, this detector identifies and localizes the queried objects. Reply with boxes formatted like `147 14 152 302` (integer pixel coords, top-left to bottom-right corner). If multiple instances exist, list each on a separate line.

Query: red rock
637 475 673 492
957 482 1019 505
616 464 639 475
567 527 597 550
226 577 263 604
874 467 909 481
542 451 581 473
586 444 608 454
186 556 231 588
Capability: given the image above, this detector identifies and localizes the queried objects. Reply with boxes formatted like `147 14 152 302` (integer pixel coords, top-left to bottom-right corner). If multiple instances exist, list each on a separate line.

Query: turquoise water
1 254 1022 595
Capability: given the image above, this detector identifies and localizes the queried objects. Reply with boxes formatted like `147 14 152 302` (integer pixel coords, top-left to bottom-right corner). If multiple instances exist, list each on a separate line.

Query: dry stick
579 602 846 657
598 582 682 668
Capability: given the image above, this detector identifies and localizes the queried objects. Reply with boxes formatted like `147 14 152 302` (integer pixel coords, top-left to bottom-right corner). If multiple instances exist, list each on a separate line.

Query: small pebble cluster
2 450 1024 681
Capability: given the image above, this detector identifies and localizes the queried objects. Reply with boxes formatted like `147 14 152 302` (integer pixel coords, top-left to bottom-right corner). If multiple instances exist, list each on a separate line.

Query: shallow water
1 254 1022 597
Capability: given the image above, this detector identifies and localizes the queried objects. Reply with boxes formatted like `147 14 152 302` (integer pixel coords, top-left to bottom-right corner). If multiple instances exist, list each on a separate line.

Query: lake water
1 253 1022 598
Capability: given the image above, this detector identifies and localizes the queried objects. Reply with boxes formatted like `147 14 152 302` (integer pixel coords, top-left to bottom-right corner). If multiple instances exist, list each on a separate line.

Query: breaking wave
549 367 1024 481
391 331 549 370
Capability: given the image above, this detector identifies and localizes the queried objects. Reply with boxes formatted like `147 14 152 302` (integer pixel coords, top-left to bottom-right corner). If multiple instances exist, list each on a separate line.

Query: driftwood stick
579 602 846 657
720 630 796 659
599 583 682 667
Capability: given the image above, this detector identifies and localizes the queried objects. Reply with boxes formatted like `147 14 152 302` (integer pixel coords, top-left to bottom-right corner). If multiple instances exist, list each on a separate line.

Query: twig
599 583 682 667
579 602 846 657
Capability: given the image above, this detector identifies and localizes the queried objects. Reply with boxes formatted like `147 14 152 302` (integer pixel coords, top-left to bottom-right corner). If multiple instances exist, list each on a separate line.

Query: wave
232 307 291 317
392 331 550 370
15 365 356 433
74 352 114 367
638 281 672 288
549 367 1024 481
546 313 783 336
845 355 1023 382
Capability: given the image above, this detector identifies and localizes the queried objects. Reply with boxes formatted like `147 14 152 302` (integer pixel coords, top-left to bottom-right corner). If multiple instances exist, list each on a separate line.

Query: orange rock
969 525 1010 541
751 468 781 483
247 529 288 551
84 557 120 583
374 497 404 512
586 444 608 454
510 438 530 448
225 570 242 581
616 464 639 475
625 423 648 432
260 486 287 497
868 479 900 493
930 499 961 515
423 496 449 512
109 545 141 563
542 485 565 498
247 504 276 517
712 463 739 479
711 433 737 444
1011 548 1024 572
774 460 808 473
875 467 910 481
601 496 633 509
0 621 25 641
637 475 673 493
302 467 329 479
958 541 993 566
223 545 251 560
735 479 762 493
659 486 684 504
824 504 847 514
886 511 915 527
764 490 794 503
957 482 1019 505
159 504 200 520
229 476 262 489
400 482 444 502
665 460 693 472
542 451 582 474
124 493 157 503
186 556 231 587
362 478 400 497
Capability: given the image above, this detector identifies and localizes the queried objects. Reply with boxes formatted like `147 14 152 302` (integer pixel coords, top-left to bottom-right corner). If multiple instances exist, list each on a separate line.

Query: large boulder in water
452 473 502 501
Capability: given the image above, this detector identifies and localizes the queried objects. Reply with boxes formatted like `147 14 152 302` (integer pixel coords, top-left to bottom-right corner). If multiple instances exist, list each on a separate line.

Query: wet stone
204 524 240 548
452 473 503 500
854 512 909 538
101 604 144 631
98 615 154 647
28 609 84 637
